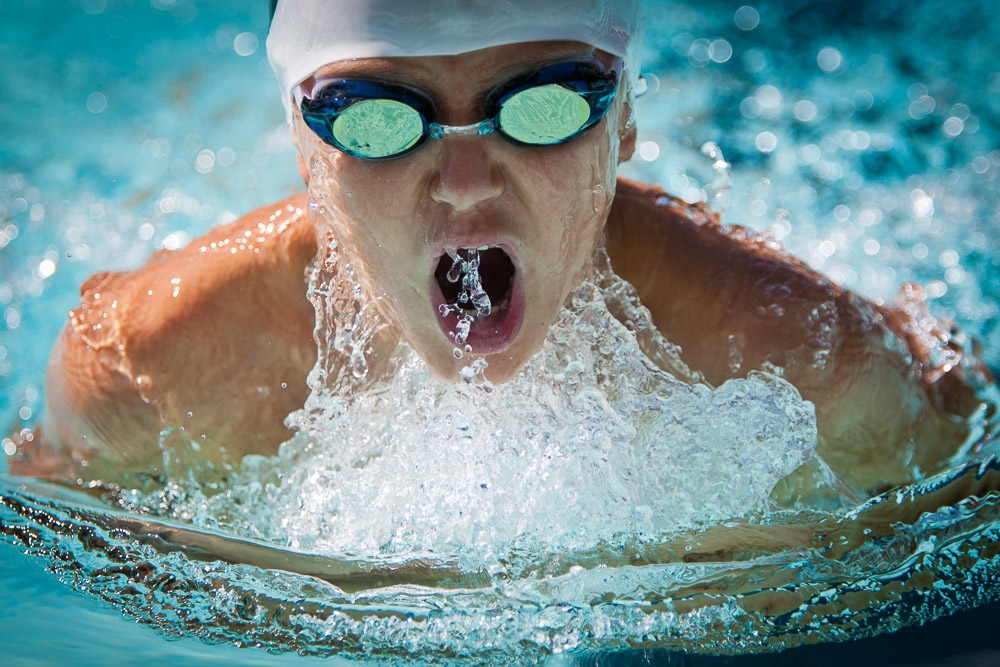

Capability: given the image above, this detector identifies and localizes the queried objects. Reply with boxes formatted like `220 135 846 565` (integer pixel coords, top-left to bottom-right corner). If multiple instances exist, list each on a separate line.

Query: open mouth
434 247 515 312
432 246 523 354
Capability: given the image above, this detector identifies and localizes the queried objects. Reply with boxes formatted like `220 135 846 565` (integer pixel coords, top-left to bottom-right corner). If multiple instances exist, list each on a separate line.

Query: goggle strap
428 119 497 139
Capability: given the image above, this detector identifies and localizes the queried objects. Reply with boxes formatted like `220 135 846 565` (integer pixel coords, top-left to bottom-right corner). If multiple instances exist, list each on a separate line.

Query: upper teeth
446 245 495 258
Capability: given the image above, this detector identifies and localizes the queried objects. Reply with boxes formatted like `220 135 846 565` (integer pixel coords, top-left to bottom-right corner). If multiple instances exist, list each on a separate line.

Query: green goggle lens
498 84 593 145
332 99 424 159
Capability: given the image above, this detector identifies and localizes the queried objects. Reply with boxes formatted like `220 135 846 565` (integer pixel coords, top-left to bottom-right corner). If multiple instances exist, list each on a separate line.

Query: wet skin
11 44 996 503
291 42 630 383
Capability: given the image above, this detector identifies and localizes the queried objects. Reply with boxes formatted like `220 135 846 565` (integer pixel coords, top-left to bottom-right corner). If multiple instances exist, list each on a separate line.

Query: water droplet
446 253 463 283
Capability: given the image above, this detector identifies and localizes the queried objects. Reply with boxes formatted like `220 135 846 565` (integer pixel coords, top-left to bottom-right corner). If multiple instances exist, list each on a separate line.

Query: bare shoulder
607 178 995 496
14 193 319 481
606 178 852 385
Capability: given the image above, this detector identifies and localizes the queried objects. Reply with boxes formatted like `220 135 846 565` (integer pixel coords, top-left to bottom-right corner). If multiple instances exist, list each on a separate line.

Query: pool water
2 0 1000 664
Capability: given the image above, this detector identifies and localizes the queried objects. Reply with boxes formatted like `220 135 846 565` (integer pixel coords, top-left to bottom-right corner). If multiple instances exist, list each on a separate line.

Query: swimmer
10 0 996 503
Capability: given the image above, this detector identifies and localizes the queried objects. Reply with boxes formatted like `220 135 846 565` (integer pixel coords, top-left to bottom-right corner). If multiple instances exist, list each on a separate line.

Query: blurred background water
2 0 999 664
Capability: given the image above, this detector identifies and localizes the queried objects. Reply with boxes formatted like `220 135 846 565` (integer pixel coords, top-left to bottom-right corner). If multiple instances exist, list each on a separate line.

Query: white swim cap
266 0 644 116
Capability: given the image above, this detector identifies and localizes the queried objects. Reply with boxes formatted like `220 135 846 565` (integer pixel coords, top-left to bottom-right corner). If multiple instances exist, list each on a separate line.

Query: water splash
701 141 733 214
438 248 493 358
119 246 819 572
446 248 492 318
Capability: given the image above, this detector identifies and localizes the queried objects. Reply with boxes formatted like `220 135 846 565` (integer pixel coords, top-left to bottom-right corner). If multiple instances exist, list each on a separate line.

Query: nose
429 135 505 213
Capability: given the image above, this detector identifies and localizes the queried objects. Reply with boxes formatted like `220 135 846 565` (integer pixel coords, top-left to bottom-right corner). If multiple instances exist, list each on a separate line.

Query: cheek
529 126 617 254
295 114 397 239
305 155 418 258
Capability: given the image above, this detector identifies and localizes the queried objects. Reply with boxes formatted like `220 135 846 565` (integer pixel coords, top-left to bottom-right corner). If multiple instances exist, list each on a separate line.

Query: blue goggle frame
296 58 622 160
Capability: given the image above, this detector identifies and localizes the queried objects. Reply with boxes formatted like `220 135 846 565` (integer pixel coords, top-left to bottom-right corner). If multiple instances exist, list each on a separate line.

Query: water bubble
196 149 216 173
742 48 767 73
945 267 965 285
755 131 778 153
81 0 107 14
4 307 21 329
817 47 843 73
942 117 965 138
854 90 874 111
907 82 929 101
161 231 188 251
233 32 259 57
709 39 733 64
734 5 760 30
217 147 236 167
688 38 712 66
909 95 935 120
37 259 56 278
638 141 660 162
794 100 818 122
446 253 463 283
458 365 477 383
701 142 733 212
755 84 783 118
86 92 107 114
453 314 472 346
938 249 960 268
912 193 934 218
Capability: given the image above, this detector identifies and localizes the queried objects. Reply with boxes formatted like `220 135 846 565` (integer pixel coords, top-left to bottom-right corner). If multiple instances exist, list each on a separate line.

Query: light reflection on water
2 0 1000 664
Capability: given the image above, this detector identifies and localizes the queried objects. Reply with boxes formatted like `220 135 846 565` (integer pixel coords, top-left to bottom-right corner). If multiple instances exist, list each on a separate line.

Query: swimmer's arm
17 194 319 481
803 291 991 494
607 178 992 497
33 321 166 479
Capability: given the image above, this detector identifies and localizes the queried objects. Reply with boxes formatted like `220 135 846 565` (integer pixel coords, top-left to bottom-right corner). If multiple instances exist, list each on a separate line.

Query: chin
413 329 539 385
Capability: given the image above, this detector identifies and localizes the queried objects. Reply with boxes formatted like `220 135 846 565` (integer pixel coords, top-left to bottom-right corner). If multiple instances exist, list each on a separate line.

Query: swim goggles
295 58 621 160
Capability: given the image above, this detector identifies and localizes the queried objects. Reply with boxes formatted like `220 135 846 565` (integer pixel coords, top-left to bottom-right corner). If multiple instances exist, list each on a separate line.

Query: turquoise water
2 0 1000 664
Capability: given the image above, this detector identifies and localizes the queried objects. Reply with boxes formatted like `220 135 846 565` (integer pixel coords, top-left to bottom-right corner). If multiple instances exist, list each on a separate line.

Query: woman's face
293 41 635 383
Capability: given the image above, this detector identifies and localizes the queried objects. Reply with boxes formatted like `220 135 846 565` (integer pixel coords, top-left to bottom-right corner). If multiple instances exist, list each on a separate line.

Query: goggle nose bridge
428 119 498 140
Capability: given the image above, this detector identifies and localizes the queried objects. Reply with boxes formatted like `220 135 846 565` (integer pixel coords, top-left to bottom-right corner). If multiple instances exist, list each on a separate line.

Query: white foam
191 247 818 568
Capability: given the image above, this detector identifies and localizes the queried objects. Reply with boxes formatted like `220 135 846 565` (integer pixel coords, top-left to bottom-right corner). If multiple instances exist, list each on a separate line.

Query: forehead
310 41 599 88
